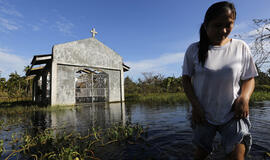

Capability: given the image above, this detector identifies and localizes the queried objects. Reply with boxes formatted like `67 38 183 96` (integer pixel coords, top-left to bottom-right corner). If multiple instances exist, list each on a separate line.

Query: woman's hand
233 78 255 119
182 75 206 125
233 96 249 118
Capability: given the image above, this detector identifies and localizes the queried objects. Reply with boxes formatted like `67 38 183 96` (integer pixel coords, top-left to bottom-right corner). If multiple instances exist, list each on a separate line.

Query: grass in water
126 91 270 104
0 105 77 116
250 91 270 102
125 92 189 105
2 123 144 160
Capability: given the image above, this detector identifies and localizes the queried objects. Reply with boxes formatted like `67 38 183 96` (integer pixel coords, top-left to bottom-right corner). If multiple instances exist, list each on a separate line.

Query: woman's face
205 11 235 45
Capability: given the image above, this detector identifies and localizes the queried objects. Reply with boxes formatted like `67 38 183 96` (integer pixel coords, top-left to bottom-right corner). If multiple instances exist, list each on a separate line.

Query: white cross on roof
91 28 98 38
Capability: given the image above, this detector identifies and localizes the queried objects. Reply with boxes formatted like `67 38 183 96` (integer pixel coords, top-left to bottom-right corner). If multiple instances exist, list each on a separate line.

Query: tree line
125 18 270 96
124 69 270 96
124 72 183 96
0 69 32 102
1 69 269 102
1 19 270 101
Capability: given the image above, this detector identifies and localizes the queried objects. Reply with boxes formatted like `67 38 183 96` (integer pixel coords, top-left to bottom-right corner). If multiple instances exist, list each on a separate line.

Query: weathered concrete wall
120 68 125 101
54 65 123 105
53 38 122 70
51 61 58 105
56 64 75 105
103 69 121 102
51 38 125 105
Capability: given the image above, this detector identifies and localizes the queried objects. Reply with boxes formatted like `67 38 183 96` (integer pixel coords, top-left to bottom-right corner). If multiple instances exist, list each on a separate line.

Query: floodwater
1 101 270 160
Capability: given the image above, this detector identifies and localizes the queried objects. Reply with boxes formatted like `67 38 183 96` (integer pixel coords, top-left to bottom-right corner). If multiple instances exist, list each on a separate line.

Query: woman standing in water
182 1 258 160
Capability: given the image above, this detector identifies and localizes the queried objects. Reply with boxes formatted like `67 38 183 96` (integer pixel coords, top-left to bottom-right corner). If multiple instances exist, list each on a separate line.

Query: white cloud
0 49 30 78
231 20 270 42
0 0 22 32
40 18 48 24
0 5 23 17
0 17 19 32
31 24 40 31
231 21 253 39
233 21 251 32
125 52 185 80
55 16 74 36
247 23 270 37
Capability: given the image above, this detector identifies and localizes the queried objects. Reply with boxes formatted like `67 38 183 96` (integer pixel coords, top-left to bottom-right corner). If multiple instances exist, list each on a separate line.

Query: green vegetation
126 92 188 105
125 70 270 104
125 73 183 96
250 91 270 102
0 58 269 105
0 68 32 103
1 123 144 160
126 91 270 104
0 104 76 116
0 101 144 160
255 85 270 92
0 70 269 106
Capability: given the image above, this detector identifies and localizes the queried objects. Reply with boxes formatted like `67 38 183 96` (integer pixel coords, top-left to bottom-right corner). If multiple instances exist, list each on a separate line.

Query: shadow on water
1 101 270 159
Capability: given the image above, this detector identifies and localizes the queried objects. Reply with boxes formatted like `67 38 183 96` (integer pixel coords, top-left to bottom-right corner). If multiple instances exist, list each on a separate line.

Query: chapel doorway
75 68 109 103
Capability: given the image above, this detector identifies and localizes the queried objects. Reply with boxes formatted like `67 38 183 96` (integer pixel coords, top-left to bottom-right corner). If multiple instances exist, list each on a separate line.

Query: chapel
26 28 130 105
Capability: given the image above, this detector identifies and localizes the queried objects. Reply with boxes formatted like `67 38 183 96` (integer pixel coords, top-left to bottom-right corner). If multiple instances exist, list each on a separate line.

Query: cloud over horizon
0 49 30 78
125 52 185 80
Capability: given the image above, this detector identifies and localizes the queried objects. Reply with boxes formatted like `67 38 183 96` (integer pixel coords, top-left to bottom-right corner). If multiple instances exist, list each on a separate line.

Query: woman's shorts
192 117 252 155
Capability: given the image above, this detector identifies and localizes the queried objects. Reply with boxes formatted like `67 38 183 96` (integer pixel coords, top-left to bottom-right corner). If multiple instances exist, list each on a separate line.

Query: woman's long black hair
198 1 236 66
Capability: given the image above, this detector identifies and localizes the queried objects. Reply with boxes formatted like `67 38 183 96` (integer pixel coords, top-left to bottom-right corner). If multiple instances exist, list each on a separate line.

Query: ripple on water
1 102 270 159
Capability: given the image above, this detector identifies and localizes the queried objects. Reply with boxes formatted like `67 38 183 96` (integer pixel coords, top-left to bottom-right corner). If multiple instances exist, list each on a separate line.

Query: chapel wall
54 64 123 105
52 38 123 70
51 38 125 105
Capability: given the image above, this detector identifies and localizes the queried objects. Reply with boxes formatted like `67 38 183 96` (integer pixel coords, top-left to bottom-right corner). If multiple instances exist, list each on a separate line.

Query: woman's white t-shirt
182 39 258 125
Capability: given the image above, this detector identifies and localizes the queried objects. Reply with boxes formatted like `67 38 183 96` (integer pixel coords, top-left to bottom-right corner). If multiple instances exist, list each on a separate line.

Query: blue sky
0 0 269 80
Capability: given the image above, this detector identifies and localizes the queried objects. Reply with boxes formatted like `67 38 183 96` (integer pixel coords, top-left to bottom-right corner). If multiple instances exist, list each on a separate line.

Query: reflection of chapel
26 28 130 105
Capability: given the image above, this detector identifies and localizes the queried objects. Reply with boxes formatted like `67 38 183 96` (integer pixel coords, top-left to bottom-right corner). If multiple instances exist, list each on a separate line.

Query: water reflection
30 111 49 134
1 102 270 160
125 103 195 159
249 102 270 157
30 103 127 135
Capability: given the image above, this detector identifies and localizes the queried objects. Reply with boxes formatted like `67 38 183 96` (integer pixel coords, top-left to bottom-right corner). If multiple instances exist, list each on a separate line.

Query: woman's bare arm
182 75 205 124
234 78 255 118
